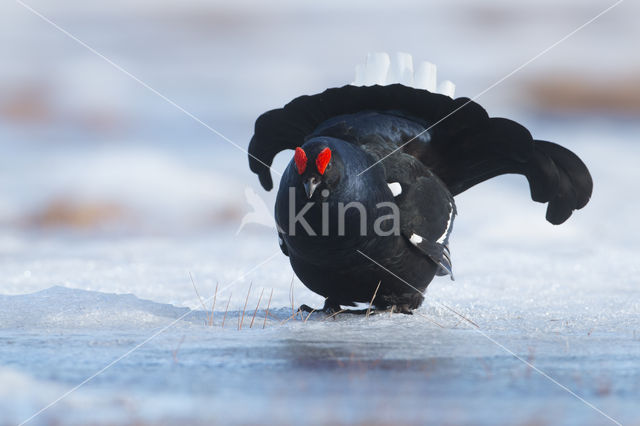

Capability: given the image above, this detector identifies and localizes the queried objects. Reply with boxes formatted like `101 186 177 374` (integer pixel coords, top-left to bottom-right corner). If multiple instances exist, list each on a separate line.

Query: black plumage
248 84 593 313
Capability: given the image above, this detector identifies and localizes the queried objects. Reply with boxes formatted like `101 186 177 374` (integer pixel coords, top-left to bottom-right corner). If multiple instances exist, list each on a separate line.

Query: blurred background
1 0 637 237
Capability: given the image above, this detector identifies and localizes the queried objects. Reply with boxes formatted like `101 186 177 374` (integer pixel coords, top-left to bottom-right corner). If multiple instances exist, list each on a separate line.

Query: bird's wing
248 84 592 224
387 161 456 278
414 118 593 225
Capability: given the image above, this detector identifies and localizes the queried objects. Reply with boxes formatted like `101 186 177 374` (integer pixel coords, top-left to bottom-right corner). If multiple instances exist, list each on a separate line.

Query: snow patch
0 286 191 329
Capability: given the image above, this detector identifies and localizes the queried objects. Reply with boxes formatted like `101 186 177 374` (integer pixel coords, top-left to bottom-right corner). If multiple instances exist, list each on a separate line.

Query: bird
247 71 592 314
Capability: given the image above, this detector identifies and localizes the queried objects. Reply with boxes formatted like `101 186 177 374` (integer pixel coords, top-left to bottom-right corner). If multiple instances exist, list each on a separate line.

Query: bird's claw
299 304 315 313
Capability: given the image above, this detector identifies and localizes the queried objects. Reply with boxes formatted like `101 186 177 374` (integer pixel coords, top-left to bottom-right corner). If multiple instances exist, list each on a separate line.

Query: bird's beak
303 177 320 199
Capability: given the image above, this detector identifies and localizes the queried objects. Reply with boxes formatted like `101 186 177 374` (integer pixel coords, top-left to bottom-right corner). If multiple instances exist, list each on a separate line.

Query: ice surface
0 286 192 329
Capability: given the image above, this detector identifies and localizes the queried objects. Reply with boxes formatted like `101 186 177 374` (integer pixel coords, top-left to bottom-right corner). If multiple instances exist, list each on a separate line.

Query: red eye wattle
316 147 332 175
294 147 307 174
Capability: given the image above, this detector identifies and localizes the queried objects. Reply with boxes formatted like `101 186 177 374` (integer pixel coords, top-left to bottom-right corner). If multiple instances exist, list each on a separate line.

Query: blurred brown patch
73 110 126 134
0 84 52 123
204 205 243 225
526 73 640 114
25 198 125 229
464 5 519 29
0 83 125 133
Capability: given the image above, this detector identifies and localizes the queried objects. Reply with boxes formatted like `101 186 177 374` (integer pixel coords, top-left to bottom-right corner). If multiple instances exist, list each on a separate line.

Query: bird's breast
276 186 401 266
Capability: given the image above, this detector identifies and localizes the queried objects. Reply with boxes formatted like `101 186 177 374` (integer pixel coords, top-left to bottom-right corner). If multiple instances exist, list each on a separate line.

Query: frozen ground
1 119 640 425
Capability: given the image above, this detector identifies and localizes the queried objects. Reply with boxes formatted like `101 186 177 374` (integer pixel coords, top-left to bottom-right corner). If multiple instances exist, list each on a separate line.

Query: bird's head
292 142 342 199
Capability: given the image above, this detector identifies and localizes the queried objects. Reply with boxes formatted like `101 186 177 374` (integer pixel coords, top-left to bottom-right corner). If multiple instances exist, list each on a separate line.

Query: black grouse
248 84 593 314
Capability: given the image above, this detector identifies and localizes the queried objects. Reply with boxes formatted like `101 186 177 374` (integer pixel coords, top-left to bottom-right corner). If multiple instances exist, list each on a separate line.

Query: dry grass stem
304 297 327 323
189 272 210 325
172 335 186 363
366 281 381 318
303 309 316 323
263 288 273 329
324 309 346 321
440 303 480 328
289 275 295 317
415 312 445 328
280 312 297 325
222 292 232 328
250 288 265 328
303 306 319 323
239 282 253 330
209 281 219 326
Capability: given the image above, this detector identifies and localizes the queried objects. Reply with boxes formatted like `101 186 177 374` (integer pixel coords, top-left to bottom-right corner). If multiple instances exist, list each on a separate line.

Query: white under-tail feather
354 64 366 86
437 80 456 98
414 61 437 92
363 52 390 85
388 52 414 86
352 52 455 98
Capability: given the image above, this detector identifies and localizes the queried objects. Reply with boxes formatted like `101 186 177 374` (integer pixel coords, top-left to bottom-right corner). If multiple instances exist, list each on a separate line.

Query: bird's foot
299 304 317 313
389 304 413 315
299 300 374 316
377 293 422 314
